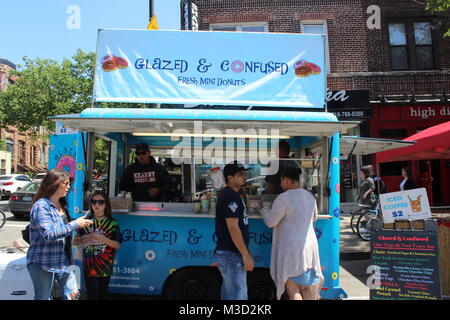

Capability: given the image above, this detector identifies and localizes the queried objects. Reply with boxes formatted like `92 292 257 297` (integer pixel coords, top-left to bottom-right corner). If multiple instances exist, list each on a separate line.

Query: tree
0 50 95 132
425 0 450 37
94 137 109 175
0 49 149 134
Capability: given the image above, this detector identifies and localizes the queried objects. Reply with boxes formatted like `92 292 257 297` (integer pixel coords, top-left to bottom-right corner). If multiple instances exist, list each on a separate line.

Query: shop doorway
431 160 442 205
418 160 434 205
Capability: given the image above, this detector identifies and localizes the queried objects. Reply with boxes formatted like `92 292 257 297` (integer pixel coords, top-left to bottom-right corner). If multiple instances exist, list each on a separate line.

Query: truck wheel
247 268 276 300
163 267 221 300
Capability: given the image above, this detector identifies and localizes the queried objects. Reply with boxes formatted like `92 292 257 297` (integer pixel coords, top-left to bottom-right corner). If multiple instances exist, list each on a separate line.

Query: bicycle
350 206 373 235
356 205 382 241
0 209 6 229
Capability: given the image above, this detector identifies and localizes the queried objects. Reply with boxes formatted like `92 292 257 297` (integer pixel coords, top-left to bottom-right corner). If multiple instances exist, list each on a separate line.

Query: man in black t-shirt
215 161 254 300
119 143 170 202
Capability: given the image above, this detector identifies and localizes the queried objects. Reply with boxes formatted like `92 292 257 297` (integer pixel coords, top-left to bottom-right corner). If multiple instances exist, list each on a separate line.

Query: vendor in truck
264 140 302 194
119 142 170 202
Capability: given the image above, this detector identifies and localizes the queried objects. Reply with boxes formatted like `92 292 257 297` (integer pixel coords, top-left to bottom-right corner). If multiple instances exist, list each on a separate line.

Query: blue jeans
27 263 55 300
215 250 247 300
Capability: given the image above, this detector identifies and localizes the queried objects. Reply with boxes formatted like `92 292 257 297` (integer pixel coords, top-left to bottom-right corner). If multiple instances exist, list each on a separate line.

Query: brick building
0 59 48 175
181 0 450 205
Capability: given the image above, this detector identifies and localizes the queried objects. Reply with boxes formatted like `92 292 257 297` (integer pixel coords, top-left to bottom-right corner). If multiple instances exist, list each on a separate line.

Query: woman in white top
261 167 324 300
400 167 416 191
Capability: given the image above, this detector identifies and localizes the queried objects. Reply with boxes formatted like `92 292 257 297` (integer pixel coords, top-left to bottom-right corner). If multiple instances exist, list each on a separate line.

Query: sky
0 0 181 68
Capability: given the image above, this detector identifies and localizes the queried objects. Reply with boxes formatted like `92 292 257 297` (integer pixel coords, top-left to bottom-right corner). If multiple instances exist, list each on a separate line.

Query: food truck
47 29 376 299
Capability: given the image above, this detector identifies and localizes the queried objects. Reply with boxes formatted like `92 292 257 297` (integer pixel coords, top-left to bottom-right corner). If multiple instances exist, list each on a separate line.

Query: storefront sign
370 222 441 300
379 188 431 224
327 90 371 119
331 109 372 119
403 105 450 120
93 29 326 108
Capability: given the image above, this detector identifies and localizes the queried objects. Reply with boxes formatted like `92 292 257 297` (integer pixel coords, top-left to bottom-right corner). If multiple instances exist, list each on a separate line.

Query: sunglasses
91 199 106 205
135 151 148 156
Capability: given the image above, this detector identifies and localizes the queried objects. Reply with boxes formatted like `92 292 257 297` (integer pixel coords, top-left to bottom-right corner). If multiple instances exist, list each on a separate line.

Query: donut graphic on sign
101 54 128 72
294 59 321 78
56 154 76 180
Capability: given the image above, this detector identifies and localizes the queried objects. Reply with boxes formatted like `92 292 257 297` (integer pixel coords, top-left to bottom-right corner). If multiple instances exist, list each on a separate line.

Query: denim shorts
291 269 321 287
215 250 247 300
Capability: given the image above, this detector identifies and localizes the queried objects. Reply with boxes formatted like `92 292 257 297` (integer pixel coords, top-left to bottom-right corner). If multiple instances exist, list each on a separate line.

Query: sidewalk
339 214 371 300
340 215 370 259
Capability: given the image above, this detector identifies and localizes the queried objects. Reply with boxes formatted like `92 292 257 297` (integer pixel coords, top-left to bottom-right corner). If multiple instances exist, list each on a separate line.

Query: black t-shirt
61 213 72 261
215 186 249 253
119 157 170 202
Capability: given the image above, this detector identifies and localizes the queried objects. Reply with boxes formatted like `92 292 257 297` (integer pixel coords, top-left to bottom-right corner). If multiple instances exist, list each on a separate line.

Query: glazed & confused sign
93 29 326 108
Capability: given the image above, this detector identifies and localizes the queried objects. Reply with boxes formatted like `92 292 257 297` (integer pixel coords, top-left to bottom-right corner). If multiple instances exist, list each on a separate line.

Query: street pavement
339 214 371 300
0 200 373 300
0 201 28 253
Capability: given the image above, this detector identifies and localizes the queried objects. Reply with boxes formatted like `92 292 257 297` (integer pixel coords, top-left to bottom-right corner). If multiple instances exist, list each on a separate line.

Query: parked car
0 175 32 200
91 179 107 192
33 173 47 182
8 181 40 220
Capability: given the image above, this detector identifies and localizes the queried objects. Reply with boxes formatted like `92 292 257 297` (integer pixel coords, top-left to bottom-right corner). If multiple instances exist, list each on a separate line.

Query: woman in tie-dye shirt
73 191 121 300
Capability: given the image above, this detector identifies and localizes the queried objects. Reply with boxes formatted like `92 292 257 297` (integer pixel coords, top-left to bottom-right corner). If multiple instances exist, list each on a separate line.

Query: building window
0 159 5 175
5 138 13 153
210 22 268 32
379 129 408 139
18 140 26 164
300 21 330 73
31 145 37 166
41 143 47 165
380 161 409 176
388 21 435 70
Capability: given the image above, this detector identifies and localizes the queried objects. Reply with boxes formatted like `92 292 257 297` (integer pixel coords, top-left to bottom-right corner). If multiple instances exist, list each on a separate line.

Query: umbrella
377 121 450 163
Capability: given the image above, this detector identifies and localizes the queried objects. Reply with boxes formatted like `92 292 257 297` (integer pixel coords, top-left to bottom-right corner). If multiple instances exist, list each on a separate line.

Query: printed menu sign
370 228 442 300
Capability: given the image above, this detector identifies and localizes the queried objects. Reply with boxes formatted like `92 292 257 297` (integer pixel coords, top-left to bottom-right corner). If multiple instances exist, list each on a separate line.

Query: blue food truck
48 29 371 299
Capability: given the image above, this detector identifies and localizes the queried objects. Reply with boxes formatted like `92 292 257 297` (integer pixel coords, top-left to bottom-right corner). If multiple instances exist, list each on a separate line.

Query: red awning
377 121 450 163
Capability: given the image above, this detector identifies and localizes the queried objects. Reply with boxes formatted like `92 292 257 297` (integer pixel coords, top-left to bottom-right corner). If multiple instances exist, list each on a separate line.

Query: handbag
22 224 30 245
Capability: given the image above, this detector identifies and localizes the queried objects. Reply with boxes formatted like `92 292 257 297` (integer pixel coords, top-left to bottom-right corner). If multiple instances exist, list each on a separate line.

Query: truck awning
307 136 415 155
51 108 359 137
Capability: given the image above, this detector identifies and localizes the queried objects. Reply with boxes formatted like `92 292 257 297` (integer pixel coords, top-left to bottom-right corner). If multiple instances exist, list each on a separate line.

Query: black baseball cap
223 161 250 178
135 142 149 152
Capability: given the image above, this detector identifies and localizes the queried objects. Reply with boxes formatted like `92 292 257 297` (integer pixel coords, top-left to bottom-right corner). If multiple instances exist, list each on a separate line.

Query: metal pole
187 0 192 30
149 0 154 20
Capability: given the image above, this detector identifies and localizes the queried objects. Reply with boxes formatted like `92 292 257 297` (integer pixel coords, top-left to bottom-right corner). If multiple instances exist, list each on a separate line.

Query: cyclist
358 167 376 209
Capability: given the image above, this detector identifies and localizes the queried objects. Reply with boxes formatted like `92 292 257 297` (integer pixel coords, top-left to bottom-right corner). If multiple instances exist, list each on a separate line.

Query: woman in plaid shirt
26 169 93 300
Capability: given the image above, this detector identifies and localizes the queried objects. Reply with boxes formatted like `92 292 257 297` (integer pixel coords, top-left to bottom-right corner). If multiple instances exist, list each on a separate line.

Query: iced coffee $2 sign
379 188 431 223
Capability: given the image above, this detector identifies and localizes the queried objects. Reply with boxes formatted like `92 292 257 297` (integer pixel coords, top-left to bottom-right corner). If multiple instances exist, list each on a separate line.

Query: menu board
370 227 442 300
